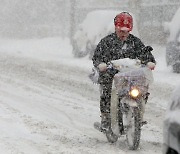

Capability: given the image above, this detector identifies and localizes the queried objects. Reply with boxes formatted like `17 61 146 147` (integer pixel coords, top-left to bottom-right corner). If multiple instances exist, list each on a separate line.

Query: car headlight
129 88 140 98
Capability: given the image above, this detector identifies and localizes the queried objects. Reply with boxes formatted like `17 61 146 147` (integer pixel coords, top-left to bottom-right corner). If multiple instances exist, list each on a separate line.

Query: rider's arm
92 39 107 68
134 38 156 65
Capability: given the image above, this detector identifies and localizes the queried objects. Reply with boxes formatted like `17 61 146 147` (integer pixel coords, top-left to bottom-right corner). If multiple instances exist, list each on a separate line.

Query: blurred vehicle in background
164 7 180 73
72 10 139 59
163 85 180 154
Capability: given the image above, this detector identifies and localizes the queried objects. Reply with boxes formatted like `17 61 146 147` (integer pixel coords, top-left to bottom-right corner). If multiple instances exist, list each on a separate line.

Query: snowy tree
0 0 71 38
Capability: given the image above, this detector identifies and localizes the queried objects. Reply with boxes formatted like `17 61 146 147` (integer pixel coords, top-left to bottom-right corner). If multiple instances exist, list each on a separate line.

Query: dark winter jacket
92 32 156 84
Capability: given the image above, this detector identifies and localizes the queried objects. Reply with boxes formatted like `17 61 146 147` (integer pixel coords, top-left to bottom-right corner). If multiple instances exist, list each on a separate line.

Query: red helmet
114 12 133 31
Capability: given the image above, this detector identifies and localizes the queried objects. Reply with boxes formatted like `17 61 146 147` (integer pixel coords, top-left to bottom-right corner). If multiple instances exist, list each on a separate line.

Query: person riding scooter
92 12 156 130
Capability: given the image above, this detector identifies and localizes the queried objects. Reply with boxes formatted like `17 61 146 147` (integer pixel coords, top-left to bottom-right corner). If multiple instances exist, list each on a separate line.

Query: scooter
93 59 154 150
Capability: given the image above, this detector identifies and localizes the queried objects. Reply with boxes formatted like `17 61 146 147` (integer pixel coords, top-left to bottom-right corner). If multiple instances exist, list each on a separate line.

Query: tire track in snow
0 52 175 153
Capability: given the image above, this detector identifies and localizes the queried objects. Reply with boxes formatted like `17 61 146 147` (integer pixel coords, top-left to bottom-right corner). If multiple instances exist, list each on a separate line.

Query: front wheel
126 107 141 150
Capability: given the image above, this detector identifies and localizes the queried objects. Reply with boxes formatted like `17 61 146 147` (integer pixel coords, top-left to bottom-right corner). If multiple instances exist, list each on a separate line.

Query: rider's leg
100 112 110 130
99 82 112 130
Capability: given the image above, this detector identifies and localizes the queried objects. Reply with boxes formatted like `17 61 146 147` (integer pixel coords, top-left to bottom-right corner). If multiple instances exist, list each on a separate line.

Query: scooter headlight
129 88 140 98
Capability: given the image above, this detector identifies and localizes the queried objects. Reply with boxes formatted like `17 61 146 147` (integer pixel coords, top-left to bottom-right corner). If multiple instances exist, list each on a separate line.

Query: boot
101 113 110 130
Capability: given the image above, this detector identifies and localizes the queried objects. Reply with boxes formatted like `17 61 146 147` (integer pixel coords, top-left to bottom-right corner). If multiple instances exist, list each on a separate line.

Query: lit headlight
129 88 140 98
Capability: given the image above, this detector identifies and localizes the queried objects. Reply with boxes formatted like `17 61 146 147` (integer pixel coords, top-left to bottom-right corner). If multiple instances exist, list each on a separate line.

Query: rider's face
115 26 130 41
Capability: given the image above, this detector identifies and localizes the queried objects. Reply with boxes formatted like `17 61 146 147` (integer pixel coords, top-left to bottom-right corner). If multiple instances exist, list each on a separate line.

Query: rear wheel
172 63 180 73
167 148 179 154
126 107 141 150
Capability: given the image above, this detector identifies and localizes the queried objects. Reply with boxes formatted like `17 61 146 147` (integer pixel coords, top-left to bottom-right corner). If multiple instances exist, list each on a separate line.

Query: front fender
121 97 138 107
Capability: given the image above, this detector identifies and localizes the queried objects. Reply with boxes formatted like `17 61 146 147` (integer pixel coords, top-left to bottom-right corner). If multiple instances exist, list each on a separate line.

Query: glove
144 46 153 52
147 62 155 70
98 63 107 72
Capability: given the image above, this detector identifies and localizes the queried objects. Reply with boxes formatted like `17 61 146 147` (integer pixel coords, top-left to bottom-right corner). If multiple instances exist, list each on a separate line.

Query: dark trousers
98 70 117 114
99 81 113 113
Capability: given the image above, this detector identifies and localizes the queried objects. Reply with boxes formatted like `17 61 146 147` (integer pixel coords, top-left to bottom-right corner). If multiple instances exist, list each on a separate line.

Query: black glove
143 46 153 52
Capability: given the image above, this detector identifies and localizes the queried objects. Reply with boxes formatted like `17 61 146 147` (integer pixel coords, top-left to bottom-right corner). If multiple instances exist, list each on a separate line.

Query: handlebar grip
106 67 119 76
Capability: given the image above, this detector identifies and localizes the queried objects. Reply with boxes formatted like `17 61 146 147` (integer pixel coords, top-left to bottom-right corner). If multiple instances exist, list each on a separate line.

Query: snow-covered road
0 39 179 154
